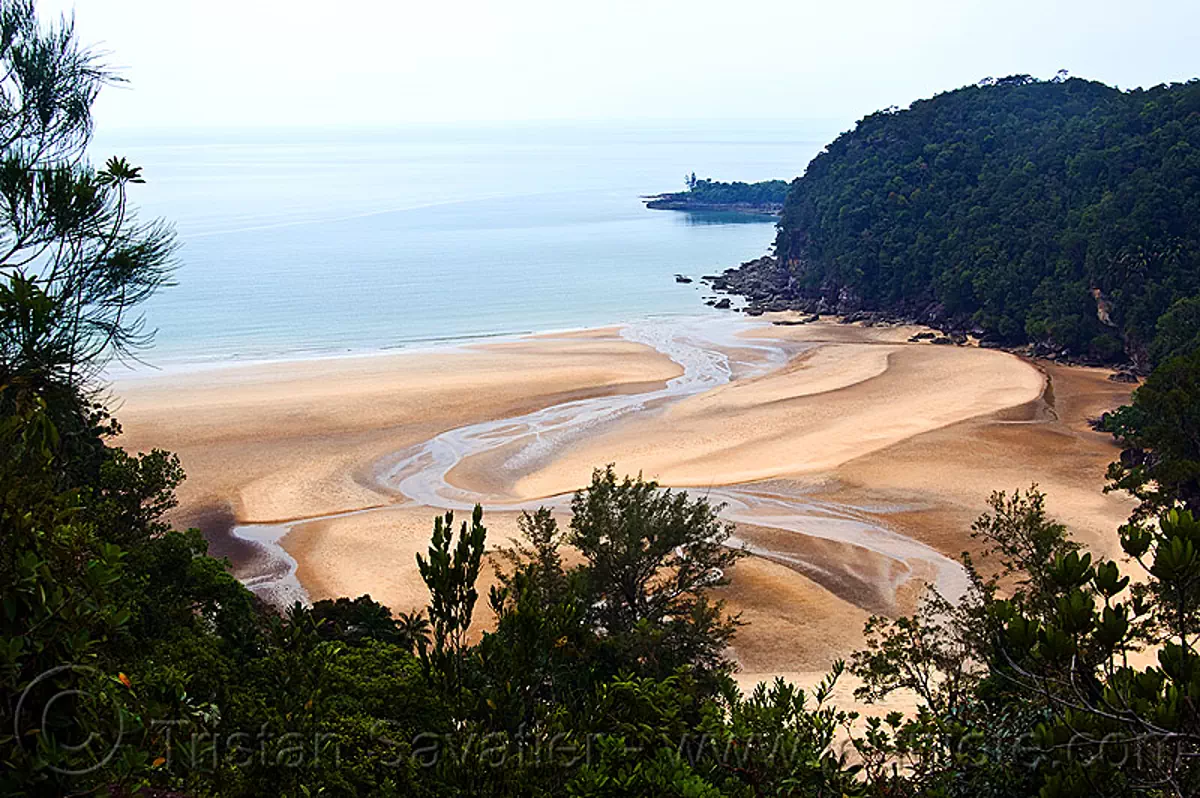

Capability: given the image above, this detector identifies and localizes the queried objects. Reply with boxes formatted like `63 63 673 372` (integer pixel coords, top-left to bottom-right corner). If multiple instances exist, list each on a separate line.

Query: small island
643 173 789 215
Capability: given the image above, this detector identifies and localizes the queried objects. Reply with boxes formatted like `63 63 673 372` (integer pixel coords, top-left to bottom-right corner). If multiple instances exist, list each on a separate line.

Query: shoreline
109 312 735 382
700 256 1147 377
642 197 782 215
114 313 1136 679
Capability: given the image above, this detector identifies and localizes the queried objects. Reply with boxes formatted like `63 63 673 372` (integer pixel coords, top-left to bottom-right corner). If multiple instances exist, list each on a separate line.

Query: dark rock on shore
674 274 693 283
713 298 732 309
773 313 820 326
701 254 1138 370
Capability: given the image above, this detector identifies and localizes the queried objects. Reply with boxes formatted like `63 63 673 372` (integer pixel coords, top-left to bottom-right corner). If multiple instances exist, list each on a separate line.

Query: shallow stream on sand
232 317 969 610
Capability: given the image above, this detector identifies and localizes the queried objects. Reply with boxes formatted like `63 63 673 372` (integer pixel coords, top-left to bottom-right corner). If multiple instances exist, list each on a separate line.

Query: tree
0 1 175 460
307 595 430 654
394 610 431 655
0 393 136 794
849 489 1081 797
416 505 486 698
0 7 448 796
311 595 400 643
846 481 1200 796
1105 347 1200 518
472 508 593 735
569 466 745 683
491 506 568 606
1151 296 1200 365
466 473 747 744
0 6 178 792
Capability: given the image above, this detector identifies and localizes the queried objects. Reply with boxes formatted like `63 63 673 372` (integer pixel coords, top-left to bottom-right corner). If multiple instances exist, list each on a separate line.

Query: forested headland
5 4 1200 795
645 175 789 215
716 75 1200 369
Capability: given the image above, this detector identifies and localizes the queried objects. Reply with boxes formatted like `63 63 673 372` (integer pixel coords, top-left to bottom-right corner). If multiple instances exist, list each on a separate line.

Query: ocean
91 121 840 367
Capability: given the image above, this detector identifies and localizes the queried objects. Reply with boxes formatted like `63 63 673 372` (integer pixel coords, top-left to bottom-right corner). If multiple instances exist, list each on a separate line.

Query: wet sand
115 335 681 526
114 317 1135 684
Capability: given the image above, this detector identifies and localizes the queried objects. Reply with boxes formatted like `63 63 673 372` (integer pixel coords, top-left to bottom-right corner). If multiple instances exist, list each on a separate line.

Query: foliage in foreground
13 342 1200 796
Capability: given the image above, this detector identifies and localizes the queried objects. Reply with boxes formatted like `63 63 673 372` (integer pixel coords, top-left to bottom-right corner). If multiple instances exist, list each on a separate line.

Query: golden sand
114 318 1135 684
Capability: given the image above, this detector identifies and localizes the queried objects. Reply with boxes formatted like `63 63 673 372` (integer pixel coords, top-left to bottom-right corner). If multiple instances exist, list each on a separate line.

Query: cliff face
763 76 1200 364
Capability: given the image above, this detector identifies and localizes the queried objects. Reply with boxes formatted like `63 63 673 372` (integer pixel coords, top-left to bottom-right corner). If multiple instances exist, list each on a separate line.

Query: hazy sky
38 0 1200 129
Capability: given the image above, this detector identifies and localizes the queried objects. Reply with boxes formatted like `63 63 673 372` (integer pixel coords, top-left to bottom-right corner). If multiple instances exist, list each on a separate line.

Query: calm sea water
92 122 839 367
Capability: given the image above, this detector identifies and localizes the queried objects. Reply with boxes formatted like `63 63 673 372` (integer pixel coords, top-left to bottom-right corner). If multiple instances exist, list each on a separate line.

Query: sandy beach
114 317 1136 684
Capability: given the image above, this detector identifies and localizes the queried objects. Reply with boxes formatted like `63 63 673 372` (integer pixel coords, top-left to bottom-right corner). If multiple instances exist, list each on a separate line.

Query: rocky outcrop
1109 369 1140 384
702 255 929 323
699 255 1136 368
703 256 794 307
773 314 820 326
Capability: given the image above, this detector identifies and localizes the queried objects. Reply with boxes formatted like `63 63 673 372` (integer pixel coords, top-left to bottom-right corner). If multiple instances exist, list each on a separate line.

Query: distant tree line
647 176 789 212
680 177 789 206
